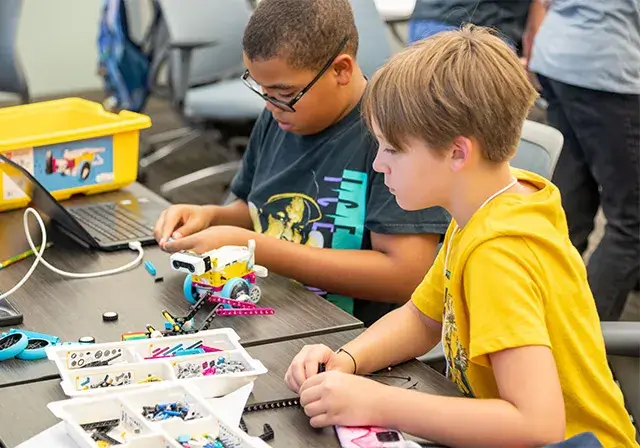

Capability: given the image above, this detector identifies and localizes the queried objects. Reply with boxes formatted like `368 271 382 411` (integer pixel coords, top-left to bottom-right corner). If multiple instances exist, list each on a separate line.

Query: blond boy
284 26 638 447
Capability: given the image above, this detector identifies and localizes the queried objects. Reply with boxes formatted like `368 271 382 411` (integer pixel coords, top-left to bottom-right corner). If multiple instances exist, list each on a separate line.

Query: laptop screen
0 153 95 243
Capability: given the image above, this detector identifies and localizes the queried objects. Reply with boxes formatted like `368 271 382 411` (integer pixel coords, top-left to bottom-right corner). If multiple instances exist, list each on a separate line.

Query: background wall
16 0 103 98
0 0 154 101
1 0 403 101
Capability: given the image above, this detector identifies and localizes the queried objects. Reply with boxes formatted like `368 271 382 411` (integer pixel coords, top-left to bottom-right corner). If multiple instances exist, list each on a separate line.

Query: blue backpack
97 0 154 112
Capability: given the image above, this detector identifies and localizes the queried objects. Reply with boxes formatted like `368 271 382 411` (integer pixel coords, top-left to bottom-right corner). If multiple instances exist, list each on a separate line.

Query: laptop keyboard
67 202 155 243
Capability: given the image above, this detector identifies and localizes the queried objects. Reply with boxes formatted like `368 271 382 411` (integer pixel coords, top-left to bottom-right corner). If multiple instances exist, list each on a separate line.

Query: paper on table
206 381 254 428
16 423 76 448
16 382 256 448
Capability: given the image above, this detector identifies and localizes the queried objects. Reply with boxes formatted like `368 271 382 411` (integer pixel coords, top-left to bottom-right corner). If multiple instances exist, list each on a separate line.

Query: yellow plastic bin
0 97 151 212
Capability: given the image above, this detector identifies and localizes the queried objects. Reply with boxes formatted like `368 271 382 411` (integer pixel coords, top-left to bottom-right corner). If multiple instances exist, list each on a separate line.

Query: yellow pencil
0 242 53 270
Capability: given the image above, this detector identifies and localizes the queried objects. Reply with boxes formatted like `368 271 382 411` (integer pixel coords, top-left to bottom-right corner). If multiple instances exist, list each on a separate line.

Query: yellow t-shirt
412 168 638 447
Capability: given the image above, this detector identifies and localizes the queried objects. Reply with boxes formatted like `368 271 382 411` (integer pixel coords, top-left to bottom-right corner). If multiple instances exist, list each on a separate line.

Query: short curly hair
242 0 359 71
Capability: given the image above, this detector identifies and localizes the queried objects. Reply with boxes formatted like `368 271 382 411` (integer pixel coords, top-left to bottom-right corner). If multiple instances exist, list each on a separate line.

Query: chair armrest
170 40 219 105
171 40 218 51
602 321 640 357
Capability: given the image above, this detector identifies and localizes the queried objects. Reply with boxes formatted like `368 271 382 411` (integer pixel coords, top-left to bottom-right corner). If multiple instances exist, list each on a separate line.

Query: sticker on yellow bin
0 98 151 211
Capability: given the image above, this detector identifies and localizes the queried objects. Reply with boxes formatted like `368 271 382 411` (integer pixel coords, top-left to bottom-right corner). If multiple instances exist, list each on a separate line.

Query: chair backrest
157 0 251 96
0 0 29 103
350 0 392 78
511 119 564 180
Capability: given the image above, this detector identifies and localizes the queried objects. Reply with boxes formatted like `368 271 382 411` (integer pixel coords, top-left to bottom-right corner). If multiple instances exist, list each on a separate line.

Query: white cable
0 207 144 300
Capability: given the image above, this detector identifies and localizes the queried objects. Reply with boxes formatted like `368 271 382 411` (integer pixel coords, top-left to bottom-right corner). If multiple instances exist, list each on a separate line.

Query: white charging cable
0 207 144 300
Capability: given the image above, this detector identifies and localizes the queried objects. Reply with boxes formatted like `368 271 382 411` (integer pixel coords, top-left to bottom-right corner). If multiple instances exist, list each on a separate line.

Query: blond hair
362 25 538 163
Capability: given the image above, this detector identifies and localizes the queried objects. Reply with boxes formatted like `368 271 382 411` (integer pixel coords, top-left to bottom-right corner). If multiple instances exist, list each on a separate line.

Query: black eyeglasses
241 38 348 112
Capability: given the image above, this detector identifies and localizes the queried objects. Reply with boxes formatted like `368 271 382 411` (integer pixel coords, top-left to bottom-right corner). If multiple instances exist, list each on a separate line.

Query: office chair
0 0 30 104
511 119 563 179
603 323 640 440
139 0 265 197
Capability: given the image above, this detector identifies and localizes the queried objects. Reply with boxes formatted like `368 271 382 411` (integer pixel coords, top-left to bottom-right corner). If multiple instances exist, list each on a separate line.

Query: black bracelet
337 348 358 374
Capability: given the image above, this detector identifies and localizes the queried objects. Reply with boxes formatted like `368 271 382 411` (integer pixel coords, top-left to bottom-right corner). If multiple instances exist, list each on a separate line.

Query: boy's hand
285 344 356 393
162 225 250 254
154 205 217 248
299 371 388 428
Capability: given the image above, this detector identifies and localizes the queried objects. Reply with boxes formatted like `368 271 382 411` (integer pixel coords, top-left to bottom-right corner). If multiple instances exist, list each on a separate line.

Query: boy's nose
372 152 389 174
265 101 279 113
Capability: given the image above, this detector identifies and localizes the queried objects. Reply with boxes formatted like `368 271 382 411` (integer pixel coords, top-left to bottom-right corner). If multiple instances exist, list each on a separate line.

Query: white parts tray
45 328 267 398
48 382 270 448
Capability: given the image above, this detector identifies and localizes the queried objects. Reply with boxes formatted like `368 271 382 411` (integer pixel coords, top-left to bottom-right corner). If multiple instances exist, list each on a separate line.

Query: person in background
407 0 532 49
525 0 640 321
154 0 450 327
285 25 638 448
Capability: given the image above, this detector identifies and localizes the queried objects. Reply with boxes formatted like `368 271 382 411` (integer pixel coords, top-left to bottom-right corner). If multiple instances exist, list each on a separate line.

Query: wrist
333 348 357 374
329 351 355 374
202 205 219 226
371 382 396 427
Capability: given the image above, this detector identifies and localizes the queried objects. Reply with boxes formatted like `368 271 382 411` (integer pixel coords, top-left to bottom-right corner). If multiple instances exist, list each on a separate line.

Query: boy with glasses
154 0 449 326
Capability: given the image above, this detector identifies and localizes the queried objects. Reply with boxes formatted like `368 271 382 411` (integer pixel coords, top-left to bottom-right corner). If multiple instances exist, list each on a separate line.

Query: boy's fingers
284 369 300 393
164 234 196 252
173 221 203 240
160 209 183 243
299 382 324 407
154 210 167 241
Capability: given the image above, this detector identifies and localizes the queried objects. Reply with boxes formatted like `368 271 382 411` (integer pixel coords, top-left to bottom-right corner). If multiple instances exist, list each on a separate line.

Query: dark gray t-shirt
411 0 532 52
231 105 450 326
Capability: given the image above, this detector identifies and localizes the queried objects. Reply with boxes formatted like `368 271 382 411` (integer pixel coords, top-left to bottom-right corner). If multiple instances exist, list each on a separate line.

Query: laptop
0 153 168 251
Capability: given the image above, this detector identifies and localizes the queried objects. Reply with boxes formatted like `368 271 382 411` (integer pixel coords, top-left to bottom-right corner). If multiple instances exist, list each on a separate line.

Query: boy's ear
449 136 473 171
332 54 355 85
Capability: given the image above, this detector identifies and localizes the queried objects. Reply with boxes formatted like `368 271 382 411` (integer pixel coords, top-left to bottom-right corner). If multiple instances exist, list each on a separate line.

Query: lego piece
243 398 301 413
0 332 28 361
144 260 157 277
154 276 164 283
206 295 258 308
102 311 119 322
259 423 275 442
121 332 148 341
92 430 121 445
80 419 120 431
215 307 275 316
78 336 96 344
2 329 60 361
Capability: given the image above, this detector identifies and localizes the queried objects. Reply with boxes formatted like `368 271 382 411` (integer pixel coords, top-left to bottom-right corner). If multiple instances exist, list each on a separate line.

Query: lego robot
170 239 268 305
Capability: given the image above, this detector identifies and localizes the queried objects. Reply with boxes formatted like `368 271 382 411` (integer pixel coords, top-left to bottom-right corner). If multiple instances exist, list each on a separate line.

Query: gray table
0 183 362 387
0 330 460 448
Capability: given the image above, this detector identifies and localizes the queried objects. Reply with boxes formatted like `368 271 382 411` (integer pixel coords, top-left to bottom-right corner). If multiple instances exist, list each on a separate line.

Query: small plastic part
78 336 96 344
259 423 275 442
183 274 197 304
154 276 164 283
253 265 269 278
207 295 258 308
102 311 118 322
215 307 275 316
144 260 157 277
0 332 28 361
15 330 60 360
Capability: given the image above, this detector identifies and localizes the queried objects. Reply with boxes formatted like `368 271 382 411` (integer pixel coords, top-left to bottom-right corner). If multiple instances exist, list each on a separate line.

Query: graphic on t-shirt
443 286 475 397
249 168 368 252
248 169 368 315
249 192 324 247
